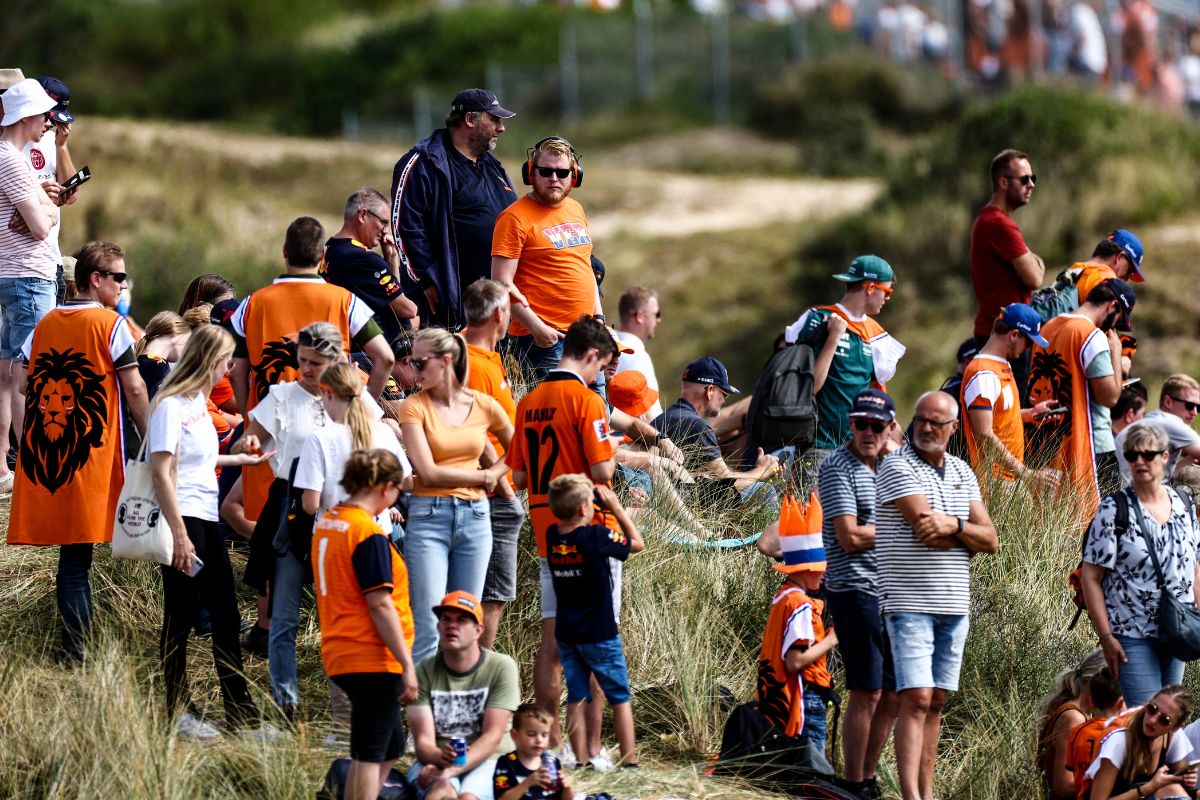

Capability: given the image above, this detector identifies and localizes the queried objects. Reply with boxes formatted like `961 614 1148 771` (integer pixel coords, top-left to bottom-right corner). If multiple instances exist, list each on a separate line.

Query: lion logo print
20 348 108 494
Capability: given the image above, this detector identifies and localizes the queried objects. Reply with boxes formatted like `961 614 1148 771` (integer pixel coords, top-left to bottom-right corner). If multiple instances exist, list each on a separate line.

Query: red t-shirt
969 205 1031 335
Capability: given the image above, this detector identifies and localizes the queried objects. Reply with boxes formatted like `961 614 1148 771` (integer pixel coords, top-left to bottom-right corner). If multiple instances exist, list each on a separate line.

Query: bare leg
345 759 392 800
894 687 933 800
566 700 588 768
586 677 605 760
919 689 948 800
481 600 505 649
842 689 883 782
535 617 563 748
610 702 637 765
863 689 900 780
0 359 15 479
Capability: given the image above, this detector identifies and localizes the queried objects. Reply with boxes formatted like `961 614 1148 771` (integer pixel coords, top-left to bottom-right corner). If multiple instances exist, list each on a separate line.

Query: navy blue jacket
389 129 513 329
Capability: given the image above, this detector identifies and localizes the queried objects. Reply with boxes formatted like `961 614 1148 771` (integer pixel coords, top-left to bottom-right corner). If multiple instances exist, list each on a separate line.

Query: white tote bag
111 437 175 566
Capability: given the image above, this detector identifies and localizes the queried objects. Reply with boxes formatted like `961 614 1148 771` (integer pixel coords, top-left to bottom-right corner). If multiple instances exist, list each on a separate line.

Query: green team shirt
413 648 520 755
796 307 875 449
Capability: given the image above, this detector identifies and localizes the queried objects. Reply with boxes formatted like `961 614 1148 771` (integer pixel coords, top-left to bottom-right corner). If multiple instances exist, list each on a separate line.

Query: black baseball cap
35 76 73 124
450 88 515 119
1102 278 1136 331
682 356 738 394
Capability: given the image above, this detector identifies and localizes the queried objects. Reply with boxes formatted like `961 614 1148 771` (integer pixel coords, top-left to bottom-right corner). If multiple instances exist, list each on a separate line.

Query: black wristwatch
956 517 964 534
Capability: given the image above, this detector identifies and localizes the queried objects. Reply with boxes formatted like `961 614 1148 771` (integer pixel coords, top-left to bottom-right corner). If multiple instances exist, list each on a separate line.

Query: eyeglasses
913 415 955 429
865 282 894 298
410 357 432 372
534 166 572 180
1146 702 1173 726
1124 449 1166 463
1007 173 1037 186
852 419 887 434
364 209 388 225
1168 395 1200 413
97 270 128 283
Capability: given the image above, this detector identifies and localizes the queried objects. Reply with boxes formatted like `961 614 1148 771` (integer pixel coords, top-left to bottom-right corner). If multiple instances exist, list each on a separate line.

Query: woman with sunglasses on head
1086 685 1197 800
398 327 513 663
1081 421 1200 706
239 320 368 719
147 325 274 739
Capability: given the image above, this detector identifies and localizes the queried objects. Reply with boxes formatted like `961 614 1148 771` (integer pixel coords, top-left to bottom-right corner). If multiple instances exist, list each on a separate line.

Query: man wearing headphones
492 136 602 383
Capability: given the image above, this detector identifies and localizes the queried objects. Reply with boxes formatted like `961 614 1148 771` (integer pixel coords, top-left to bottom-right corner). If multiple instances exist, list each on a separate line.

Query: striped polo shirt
876 445 981 616
817 445 880 594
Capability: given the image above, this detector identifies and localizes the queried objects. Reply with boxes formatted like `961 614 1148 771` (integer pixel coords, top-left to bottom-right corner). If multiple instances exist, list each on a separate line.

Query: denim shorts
0 277 56 360
558 635 632 705
481 496 525 603
406 757 497 800
884 612 969 692
539 556 622 620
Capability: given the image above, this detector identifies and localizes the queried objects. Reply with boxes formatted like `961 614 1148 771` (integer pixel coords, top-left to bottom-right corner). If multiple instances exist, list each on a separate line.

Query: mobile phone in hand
1171 758 1200 775
60 165 91 192
188 557 205 578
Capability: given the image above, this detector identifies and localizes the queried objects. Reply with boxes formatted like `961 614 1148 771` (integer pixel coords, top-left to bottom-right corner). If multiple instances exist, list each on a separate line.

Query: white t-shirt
147 392 220 522
614 329 663 418
22 129 60 263
1071 2 1108 75
1085 725 1192 780
293 419 410 529
250 381 382 478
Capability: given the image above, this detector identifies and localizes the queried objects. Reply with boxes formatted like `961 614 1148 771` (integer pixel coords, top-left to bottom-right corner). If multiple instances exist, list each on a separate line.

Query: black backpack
747 343 818 453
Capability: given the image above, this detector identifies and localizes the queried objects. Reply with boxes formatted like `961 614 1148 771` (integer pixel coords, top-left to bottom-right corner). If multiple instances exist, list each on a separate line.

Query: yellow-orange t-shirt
505 371 616 556
491 195 594 337
398 389 510 500
961 353 1025 481
312 504 414 677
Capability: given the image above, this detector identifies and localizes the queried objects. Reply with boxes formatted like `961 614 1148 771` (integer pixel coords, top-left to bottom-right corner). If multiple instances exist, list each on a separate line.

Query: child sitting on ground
493 703 575 800
756 492 838 756
1067 666 1127 800
545 474 644 769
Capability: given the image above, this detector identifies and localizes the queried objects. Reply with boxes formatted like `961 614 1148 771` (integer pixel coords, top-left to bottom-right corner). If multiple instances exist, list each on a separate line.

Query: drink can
541 751 559 785
450 736 468 767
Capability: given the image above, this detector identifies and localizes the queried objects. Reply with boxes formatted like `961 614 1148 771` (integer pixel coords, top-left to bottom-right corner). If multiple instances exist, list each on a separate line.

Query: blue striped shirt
817 445 880 594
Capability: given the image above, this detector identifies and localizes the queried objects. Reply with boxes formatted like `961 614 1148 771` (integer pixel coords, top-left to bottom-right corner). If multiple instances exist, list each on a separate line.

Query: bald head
912 391 958 456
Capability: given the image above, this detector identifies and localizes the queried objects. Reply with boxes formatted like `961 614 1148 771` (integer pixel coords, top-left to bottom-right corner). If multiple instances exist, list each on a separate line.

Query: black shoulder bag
1130 489 1200 662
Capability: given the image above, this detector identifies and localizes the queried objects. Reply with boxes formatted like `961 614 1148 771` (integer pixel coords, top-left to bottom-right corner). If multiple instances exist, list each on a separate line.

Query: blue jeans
57 543 94 662
802 690 828 753
405 496 492 663
0 277 55 359
1113 634 1186 706
268 550 307 709
504 334 563 385
885 612 969 692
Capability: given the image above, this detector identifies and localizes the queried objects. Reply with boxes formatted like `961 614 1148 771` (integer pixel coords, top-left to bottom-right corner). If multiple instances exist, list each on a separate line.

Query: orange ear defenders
521 136 583 188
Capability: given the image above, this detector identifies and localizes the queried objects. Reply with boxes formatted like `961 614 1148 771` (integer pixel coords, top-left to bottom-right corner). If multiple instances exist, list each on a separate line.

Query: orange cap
433 590 484 624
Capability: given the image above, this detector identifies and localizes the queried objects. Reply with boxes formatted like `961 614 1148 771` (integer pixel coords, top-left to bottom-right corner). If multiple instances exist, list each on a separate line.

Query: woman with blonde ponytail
399 327 514 662
1037 649 1106 799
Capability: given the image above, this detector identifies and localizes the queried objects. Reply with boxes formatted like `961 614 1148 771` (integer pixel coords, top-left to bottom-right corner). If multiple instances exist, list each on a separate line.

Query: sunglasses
97 270 128 283
852 418 887 434
1168 395 1200 414
1146 701 1173 727
913 415 955 429
865 282 894 298
1124 449 1165 463
1007 173 1036 186
534 166 572 180
297 330 336 351
410 356 432 371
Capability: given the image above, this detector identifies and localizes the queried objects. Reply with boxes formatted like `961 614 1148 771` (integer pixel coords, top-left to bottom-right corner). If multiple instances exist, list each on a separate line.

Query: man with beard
876 391 997 800
8 241 149 663
492 136 600 382
1029 279 1132 514
391 89 517 329
970 149 1045 399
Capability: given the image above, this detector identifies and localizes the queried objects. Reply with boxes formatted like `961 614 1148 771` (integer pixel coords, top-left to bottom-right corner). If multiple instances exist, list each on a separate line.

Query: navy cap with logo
999 302 1050 347
35 76 73 124
449 88 515 119
682 356 738 394
848 388 896 422
1102 278 1136 331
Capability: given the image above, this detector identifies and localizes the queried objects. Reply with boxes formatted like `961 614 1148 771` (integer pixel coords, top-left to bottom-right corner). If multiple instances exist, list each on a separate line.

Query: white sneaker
588 746 616 773
555 740 578 770
176 712 220 741
240 721 286 743
0 472 14 495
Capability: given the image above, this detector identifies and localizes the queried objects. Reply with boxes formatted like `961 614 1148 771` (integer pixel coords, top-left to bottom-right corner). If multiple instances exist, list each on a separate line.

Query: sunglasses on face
1125 449 1166 463
852 418 887 434
409 356 432 371
1007 173 1036 186
534 166 572 180
866 282 894 298
97 270 128 283
1146 701 1173 726
1168 395 1200 414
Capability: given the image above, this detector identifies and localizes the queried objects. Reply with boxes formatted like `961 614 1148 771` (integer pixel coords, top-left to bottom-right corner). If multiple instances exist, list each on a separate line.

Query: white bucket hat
1 78 56 127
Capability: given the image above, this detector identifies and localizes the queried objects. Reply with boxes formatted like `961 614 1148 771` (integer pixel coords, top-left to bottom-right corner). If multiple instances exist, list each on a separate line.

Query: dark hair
284 216 325 268
561 316 618 362
340 449 406 495
618 286 657 324
992 318 1016 336
391 332 414 360
444 109 483 129
74 241 126 290
990 148 1029 189
462 278 508 327
1113 381 1148 420
1083 281 1118 306
1091 239 1125 261
177 273 235 315
1088 667 1122 712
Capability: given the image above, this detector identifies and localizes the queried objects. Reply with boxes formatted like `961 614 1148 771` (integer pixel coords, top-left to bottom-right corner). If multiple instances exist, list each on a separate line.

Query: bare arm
219 477 256 539
362 335 396 400
151 450 194 573
1049 709 1085 797
757 519 781 558
892 494 998 553
231 357 250 415
13 196 57 240
117 365 149 437
812 315 848 394
783 631 839 673
588 456 617 486
492 255 554 342
1012 250 1046 289
966 407 1028 477
387 293 419 321
833 514 875 553
301 489 321 516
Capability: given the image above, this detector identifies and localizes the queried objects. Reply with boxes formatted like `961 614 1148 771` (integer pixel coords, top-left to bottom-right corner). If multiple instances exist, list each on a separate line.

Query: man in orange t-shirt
506 316 619 754
492 136 601 382
461 277 526 648
961 303 1058 486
